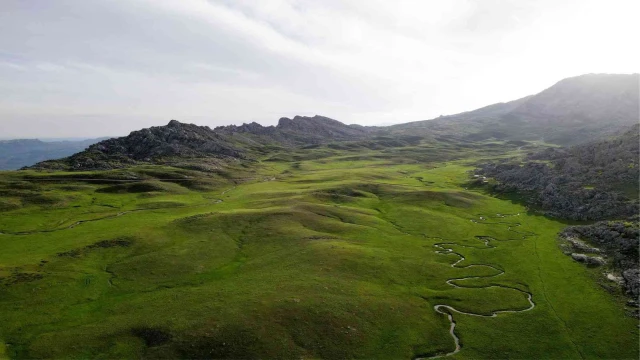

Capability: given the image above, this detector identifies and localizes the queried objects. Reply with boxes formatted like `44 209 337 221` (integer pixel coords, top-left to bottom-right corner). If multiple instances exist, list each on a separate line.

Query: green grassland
0 142 637 359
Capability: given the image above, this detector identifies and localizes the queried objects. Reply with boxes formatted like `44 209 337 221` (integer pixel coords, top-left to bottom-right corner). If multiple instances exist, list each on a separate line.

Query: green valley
0 142 636 359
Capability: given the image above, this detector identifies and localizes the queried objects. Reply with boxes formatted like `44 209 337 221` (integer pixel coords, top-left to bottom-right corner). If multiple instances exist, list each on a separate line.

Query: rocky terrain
29 116 370 170
560 219 639 307
25 74 639 171
475 124 639 221
475 125 639 301
217 115 368 144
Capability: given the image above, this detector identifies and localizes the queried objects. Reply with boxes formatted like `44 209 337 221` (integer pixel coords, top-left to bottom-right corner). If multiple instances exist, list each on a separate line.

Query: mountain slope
390 73 639 144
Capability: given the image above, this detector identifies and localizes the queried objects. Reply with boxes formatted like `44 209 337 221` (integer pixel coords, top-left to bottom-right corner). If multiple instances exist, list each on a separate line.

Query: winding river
1 185 537 359
416 214 537 359
0 186 236 236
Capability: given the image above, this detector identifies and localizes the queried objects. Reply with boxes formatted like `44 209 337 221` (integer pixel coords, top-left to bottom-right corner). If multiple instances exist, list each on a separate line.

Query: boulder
571 253 606 266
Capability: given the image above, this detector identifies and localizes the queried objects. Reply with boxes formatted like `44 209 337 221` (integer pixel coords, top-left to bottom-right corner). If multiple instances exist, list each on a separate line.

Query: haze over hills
0 138 108 170
389 73 639 144
28 73 639 171
2 73 639 359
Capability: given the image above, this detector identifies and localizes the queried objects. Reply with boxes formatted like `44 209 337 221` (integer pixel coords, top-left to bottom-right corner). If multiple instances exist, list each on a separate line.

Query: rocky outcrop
277 115 367 141
566 238 601 253
216 122 276 136
215 115 370 146
560 219 639 300
571 253 606 266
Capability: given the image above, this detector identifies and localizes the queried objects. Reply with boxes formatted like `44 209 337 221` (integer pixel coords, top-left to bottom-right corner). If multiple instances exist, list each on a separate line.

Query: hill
30 116 369 170
389 73 639 145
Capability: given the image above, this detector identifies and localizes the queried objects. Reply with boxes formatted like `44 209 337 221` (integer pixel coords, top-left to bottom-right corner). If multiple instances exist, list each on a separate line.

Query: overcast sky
1 0 638 138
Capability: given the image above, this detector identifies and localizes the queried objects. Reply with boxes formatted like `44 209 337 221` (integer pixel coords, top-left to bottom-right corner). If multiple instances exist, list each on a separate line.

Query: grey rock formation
567 238 601 253
571 253 606 266
622 269 639 299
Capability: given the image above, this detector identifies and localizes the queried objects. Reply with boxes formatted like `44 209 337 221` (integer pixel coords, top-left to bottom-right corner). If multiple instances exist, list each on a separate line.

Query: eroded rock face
571 253 606 266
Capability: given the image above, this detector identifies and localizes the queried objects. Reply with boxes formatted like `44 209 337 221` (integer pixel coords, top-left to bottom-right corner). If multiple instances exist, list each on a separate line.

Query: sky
1 0 638 138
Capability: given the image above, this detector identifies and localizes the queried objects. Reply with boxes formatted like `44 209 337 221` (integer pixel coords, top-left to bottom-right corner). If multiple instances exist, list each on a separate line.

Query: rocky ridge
30 115 370 170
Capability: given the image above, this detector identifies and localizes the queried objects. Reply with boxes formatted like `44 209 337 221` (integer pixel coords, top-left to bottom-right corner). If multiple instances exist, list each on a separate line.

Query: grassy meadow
0 142 637 359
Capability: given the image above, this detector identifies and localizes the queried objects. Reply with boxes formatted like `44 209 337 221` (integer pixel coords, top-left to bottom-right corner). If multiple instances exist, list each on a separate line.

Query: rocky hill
475 124 639 221
30 115 370 170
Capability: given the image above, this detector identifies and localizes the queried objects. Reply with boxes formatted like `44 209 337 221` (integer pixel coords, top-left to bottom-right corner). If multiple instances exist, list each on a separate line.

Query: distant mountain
389 73 639 145
28 74 639 170
0 138 108 170
31 116 369 170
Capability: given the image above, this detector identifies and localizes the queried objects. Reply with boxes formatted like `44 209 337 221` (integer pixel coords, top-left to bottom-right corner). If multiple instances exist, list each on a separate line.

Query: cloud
0 0 638 137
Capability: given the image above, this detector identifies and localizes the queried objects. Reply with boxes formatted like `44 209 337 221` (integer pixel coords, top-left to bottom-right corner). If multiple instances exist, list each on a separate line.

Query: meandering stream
1 184 538 359
416 214 537 359
0 186 235 236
